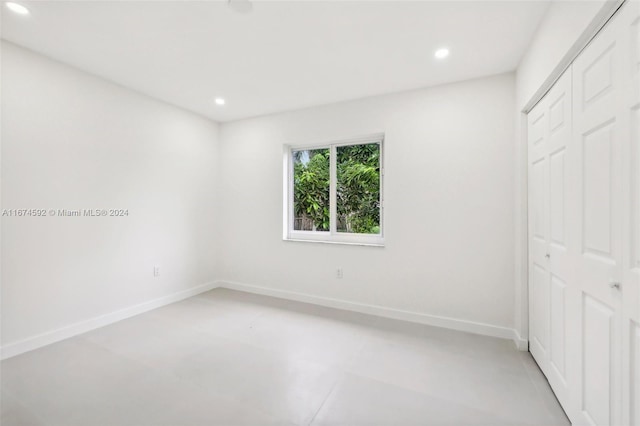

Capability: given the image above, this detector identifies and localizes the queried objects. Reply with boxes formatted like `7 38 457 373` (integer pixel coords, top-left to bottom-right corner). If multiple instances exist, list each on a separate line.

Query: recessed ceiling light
214 98 226 106
5 2 29 15
435 48 450 59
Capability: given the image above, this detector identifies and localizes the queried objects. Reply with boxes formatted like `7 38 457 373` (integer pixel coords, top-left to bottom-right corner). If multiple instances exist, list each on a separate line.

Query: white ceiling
1 1 550 122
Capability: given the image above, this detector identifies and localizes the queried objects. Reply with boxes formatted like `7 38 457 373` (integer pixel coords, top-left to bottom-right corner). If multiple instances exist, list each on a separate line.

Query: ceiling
1 1 550 122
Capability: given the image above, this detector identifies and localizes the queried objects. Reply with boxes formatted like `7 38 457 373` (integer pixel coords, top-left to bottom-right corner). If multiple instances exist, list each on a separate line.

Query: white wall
217 73 517 335
514 0 608 339
1 42 219 349
516 0 607 109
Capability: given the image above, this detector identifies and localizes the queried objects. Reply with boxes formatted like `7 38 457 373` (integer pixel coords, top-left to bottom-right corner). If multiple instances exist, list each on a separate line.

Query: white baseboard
3 279 529 360
512 330 529 351
217 280 528 351
1 281 218 360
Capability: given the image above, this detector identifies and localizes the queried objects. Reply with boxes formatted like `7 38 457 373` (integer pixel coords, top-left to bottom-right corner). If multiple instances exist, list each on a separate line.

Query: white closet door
528 3 639 425
620 1 640 425
527 69 573 411
544 71 573 406
571 3 627 423
528 94 550 368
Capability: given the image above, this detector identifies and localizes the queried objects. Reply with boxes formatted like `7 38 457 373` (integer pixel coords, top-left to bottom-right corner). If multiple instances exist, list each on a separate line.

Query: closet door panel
548 72 572 275
549 274 567 379
531 154 549 267
531 263 550 356
528 96 549 366
550 148 567 247
546 71 573 401
527 69 573 411
572 5 626 423
622 2 640 425
529 106 548 161
582 121 616 263
582 295 615 426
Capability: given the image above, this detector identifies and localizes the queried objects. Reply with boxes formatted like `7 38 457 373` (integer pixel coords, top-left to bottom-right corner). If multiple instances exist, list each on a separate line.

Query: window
284 134 384 246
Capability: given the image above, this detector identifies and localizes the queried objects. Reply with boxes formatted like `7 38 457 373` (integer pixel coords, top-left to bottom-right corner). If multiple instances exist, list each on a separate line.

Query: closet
527 1 640 425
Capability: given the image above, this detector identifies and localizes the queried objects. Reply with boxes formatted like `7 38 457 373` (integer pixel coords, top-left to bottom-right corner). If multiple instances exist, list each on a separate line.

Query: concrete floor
1 288 570 426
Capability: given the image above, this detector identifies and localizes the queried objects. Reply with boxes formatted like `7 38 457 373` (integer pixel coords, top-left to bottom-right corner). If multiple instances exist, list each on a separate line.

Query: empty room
1 0 639 425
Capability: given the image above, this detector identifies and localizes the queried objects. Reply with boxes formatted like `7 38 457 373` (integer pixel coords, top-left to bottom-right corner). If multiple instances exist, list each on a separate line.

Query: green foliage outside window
293 149 330 231
337 143 380 234
292 143 380 234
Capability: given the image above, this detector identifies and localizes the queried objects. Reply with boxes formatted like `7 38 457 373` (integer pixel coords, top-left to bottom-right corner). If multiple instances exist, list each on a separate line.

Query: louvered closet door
571 3 628 423
527 69 573 411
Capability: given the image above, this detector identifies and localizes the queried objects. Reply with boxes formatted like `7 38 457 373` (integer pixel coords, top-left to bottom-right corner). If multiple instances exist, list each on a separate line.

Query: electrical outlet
336 268 343 279
153 266 160 277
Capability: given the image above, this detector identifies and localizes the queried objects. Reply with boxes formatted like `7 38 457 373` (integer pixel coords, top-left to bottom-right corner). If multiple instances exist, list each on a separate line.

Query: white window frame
283 133 385 247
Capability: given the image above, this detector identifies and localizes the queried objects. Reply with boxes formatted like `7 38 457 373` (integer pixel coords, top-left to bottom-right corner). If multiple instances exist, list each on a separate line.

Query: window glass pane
292 148 330 231
337 143 380 234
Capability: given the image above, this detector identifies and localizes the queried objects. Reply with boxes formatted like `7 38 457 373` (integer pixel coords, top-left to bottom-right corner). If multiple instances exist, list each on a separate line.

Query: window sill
283 237 385 248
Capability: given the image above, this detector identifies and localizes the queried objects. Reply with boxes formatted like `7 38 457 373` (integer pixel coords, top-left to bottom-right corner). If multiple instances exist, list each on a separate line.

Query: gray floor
2 288 570 426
